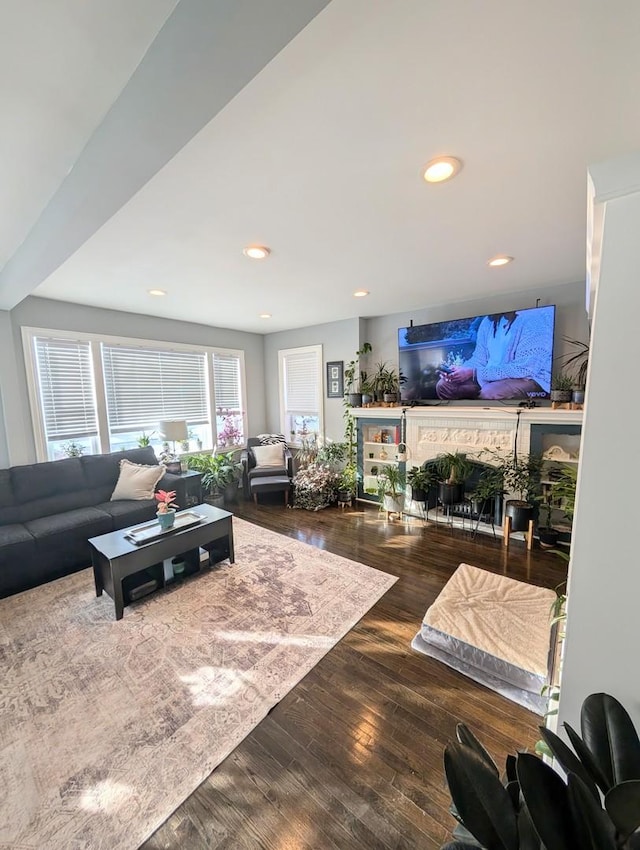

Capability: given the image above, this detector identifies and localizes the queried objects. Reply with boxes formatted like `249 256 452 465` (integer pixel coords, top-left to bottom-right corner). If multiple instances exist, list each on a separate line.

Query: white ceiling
9 1 640 333
0 0 177 269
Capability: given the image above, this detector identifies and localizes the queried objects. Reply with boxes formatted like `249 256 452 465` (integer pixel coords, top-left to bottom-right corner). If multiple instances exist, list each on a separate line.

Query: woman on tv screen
435 308 553 401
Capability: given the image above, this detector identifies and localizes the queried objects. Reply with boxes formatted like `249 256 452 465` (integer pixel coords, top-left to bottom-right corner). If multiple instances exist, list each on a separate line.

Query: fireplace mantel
350 405 583 426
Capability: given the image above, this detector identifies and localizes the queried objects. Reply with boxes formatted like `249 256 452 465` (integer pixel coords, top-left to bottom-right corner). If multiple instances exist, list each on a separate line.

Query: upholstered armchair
241 437 293 499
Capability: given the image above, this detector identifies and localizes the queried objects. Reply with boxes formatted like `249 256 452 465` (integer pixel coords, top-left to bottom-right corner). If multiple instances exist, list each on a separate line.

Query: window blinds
213 352 242 410
102 344 208 432
34 337 98 440
283 348 320 411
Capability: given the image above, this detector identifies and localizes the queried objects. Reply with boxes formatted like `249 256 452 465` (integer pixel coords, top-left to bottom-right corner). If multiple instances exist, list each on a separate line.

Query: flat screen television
398 304 556 403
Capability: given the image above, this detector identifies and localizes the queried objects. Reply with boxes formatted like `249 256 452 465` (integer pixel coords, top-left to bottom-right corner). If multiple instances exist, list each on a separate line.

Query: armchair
241 437 293 500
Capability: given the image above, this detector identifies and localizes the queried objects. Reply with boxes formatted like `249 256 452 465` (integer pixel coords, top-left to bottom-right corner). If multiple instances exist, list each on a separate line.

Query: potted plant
491 451 543 532
537 492 559 547
187 451 242 508
337 463 358 502
360 373 374 406
137 431 155 447
344 342 372 407
560 335 589 404
406 465 434 504
435 452 473 506
376 465 406 515
381 366 406 403
61 441 86 457
470 464 504 518
155 489 178 530
550 370 574 403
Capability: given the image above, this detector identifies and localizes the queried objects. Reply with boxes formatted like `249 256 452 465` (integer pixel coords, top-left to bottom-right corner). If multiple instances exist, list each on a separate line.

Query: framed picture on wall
326 361 344 398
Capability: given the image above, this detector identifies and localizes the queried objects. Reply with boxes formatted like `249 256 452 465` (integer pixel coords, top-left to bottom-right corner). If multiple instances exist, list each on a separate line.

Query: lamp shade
159 420 188 442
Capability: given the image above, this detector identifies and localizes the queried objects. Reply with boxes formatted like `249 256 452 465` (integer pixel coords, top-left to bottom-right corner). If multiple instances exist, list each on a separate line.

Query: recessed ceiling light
243 245 271 260
422 156 462 183
353 289 369 297
487 255 514 267
259 313 272 319
147 289 167 296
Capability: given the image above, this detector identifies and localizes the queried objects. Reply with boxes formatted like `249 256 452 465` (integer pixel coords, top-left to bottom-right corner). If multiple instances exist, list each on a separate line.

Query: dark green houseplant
187 451 242 507
436 452 473 506
484 450 543 532
344 342 372 407
407 465 435 504
441 691 640 850
470 464 504 519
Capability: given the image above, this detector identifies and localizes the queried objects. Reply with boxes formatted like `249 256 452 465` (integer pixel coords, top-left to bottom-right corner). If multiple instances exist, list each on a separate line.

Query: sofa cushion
0 469 15 508
0 524 37 598
24 507 113 578
11 457 85 504
80 447 158 490
110 459 165 501
97 499 157 531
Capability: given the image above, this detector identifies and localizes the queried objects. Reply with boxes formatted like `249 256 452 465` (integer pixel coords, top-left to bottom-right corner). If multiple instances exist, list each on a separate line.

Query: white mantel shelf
350 405 583 425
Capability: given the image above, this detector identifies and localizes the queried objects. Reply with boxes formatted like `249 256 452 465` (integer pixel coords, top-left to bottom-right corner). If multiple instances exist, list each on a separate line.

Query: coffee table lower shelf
89 504 234 620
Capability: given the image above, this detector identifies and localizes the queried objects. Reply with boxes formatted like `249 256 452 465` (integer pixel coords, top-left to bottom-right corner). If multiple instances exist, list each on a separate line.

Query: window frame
22 327 248 461
278 344 324 447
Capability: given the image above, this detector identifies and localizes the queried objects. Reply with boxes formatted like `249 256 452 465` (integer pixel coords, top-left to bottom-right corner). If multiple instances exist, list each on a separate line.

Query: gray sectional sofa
0 447 185 598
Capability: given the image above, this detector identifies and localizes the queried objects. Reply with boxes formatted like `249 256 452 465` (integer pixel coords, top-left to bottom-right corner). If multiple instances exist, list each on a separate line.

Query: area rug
411 563 555 714
0 518 396 850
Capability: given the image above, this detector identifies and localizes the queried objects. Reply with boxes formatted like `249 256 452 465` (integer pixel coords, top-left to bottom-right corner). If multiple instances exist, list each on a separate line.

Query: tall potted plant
492 451 543 532
407 465 434 505
469 464 504 519
344 342 372 407
376 465 406 515
187 451 242 508
436 452 473 506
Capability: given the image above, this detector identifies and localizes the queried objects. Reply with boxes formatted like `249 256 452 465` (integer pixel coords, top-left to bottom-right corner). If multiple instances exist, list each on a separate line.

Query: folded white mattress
412 563 556 713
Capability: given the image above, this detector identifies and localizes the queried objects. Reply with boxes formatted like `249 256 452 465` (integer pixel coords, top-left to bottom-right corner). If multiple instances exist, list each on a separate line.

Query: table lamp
159 420 188 456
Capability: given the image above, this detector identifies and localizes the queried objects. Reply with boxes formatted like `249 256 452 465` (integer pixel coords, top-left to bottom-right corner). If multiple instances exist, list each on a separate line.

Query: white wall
8 297 267 464
559 162 640 730
0 310 30 465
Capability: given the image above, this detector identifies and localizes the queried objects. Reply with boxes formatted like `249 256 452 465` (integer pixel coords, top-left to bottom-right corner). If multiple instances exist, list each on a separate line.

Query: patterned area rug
0 518 396 850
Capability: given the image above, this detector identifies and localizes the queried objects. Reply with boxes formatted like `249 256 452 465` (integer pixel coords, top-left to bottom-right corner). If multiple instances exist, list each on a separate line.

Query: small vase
156 509 176 530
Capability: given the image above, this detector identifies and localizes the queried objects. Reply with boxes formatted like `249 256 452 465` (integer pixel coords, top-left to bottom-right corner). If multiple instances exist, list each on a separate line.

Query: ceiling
4 0 640 333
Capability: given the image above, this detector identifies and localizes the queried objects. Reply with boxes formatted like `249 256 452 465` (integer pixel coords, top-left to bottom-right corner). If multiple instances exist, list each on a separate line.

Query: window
278 345 323 444
102 344 211 453
213 351 245 449
24 329 247 461
31 336 100 459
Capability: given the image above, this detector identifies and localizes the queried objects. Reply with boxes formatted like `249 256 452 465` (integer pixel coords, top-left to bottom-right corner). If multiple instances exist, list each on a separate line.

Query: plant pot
438 482 465 506
572 389 585 405
538 526 559 548
362 393 373 406
383 494 404 514
550 389 572 403
411 487 426 503
205 493 225 509
348 392 363 407
505 499 534 532
156 509 176 530
224 482 239 503
383 392 398 404
337 489 353 503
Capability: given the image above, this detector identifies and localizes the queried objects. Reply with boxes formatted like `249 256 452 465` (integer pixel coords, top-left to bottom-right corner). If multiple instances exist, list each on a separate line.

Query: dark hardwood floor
142 500 567 850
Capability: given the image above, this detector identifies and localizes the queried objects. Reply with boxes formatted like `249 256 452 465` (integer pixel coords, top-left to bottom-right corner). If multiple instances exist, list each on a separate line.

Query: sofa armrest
240 450 251 498
156 471 187 509
284 447 293 478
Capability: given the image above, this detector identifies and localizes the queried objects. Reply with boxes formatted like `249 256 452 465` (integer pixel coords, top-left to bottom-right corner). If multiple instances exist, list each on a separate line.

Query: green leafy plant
471 464 504 503
552 463 578 521
316 440 347 468
552 370 575 391
376 465 405 502
436 452 473 485
406 465 434 494
560 336 590 389
441 691 640 850
187 451 242 495
137 431 155 447
483 450 543 504
344 343 372 395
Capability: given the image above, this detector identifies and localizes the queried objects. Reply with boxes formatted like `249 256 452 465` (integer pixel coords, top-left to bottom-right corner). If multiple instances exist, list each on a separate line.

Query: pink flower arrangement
155 489 178 514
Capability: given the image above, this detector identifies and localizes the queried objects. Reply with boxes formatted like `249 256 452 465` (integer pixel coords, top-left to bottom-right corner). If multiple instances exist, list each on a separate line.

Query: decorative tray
124 511 206 545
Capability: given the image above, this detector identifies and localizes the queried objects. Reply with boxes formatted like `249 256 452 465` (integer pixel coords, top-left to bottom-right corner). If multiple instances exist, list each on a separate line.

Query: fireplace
421 457 503 526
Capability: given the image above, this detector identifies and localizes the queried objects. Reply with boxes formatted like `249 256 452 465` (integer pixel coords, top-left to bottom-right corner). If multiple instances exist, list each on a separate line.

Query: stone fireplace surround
352 405 583 533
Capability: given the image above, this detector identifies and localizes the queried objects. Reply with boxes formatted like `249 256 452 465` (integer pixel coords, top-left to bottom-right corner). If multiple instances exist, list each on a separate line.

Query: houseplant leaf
538 725 600 800
456 723 499 776
444 743 518 850
581 693 640 786
566 772 617 849
604 779 640 840
516 752 573 850
505 754 518 784
517 802 544 850
564 722 611 793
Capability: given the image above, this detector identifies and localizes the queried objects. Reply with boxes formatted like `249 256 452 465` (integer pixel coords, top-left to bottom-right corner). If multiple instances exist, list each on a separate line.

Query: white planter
383 494 405 514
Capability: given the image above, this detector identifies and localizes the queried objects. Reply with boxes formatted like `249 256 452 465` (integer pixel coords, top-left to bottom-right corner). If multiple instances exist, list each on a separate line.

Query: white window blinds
283 348 320 412
102 344 208 433
213 352 242 410
34 336 98 440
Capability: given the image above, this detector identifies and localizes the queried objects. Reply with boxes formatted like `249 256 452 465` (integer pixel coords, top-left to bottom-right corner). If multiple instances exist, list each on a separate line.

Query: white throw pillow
110 459 166 501
252 444 285 469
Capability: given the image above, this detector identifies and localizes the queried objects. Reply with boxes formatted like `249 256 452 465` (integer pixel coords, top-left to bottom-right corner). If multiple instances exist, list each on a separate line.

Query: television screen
398 305 556 402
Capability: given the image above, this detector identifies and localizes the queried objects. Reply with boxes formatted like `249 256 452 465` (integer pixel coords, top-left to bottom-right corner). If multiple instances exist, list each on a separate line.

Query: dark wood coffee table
89 503 234 620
